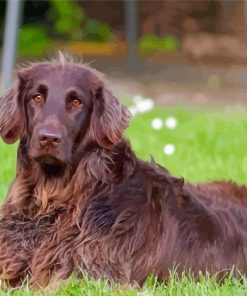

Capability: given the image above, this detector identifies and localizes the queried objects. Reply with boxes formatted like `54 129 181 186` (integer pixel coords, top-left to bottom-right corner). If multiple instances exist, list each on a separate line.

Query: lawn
0 105 247 295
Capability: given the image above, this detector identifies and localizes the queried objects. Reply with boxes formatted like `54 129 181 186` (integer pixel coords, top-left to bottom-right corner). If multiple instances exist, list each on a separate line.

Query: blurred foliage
48 0 112 42
12 0 182 59
48 0 85 40
18 25 51 58
16 0 113 59
83 19 113 42
139 33 180 53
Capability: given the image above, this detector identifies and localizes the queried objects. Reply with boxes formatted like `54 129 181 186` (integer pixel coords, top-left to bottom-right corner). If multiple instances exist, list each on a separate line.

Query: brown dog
0 56 246 287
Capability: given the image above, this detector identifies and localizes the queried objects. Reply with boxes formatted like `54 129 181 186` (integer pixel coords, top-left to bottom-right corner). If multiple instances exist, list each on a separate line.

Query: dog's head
0 59 130 171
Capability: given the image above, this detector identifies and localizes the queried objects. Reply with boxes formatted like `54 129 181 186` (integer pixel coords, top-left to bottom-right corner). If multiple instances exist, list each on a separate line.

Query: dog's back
156 180 247 280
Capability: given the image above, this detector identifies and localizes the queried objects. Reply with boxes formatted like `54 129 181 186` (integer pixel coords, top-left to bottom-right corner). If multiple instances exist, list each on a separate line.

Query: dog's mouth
35 154 62 165
34 155 66 176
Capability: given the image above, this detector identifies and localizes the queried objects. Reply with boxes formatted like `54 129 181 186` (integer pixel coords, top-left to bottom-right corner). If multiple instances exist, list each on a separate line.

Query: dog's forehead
22 63 96 90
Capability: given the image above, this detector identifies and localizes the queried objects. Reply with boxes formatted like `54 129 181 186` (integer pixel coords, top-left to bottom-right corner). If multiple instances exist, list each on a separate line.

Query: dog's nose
38 128 62 147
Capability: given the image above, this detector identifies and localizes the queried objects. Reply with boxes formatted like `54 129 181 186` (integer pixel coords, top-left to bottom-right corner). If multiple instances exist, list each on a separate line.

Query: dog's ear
0 75 25 144
89 84 131 149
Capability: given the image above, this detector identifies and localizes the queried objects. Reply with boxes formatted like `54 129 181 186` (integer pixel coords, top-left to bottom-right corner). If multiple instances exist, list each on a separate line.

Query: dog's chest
5 206 67 251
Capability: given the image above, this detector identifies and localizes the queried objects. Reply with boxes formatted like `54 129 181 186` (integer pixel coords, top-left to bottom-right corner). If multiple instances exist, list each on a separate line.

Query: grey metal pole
124 0 138 69
1 0 23 92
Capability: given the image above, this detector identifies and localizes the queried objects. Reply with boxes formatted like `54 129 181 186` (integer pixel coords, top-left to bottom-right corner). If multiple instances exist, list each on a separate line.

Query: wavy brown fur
0 56 247 288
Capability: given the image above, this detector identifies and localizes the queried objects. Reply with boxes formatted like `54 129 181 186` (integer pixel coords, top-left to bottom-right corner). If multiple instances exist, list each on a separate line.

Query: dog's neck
2 140 136 218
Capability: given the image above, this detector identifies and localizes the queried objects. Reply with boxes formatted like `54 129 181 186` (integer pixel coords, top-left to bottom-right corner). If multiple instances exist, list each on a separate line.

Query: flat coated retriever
0 56 246 287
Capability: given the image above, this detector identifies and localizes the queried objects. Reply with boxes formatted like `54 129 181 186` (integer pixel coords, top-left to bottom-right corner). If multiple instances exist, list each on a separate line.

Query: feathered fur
0 56 247 288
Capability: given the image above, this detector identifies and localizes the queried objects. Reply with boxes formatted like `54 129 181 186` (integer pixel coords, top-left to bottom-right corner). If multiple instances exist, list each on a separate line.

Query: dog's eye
32 94 44 104
71 99 82 107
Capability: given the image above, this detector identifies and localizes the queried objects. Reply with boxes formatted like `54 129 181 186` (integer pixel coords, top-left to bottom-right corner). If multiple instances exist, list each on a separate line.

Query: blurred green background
0 0 181 59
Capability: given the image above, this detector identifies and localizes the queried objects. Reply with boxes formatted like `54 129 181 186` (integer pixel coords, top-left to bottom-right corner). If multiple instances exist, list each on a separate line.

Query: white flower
136 98 154 113
128 106 138 116
138 291 152 296
151 118 163 130
165 116 177 129
163 144 175 155
133 95 144 104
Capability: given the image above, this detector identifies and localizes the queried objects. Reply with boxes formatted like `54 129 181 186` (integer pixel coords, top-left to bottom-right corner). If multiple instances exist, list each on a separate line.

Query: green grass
0 106 247 295
126 106 247 184
1 272 247 296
